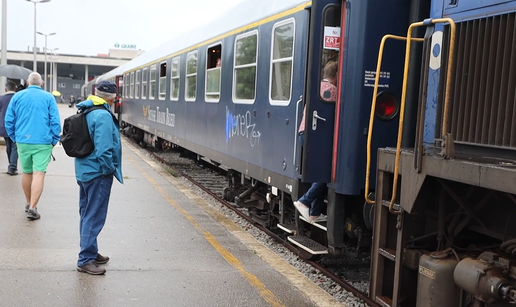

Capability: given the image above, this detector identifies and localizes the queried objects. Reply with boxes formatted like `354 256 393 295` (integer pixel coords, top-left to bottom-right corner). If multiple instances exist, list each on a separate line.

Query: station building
1 48 141 100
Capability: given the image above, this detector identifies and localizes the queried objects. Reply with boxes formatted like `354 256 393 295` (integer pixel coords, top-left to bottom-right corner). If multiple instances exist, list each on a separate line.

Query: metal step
378 247 396 261
376 295 392 307
299 216 328 231
288 235 328 255
277 223 296 234
381 200 400 211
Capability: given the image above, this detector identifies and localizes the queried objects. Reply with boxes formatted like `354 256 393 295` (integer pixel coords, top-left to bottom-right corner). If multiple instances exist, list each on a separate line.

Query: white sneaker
310 214 327 224
293 201 310 220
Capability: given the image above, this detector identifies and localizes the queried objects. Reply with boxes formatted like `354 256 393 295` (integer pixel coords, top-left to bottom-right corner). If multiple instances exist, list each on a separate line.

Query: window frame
185 50 198 102
142 67 148 99
149 65 156 100
170 56 180 101
233 30 259 105
159 61 167 100
205 43 222 103
269 18 296 106
130 72 134 99
135 70 141 99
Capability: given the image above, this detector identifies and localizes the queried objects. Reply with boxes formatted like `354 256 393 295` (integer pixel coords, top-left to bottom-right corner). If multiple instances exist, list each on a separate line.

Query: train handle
293 96 303 169
312 110 326 130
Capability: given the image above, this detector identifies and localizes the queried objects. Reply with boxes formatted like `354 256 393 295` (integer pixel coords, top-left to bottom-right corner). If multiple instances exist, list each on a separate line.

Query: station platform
0 103 341 307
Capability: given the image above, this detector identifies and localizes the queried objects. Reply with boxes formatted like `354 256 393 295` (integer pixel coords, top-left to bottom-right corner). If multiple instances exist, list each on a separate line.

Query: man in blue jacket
74 80 123 275
5 72 61 220
0 80 19 175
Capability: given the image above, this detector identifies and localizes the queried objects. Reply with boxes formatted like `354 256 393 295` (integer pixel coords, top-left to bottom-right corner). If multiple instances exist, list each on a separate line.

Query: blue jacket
0 91 15 137
4 86 61 145
74 96 123 184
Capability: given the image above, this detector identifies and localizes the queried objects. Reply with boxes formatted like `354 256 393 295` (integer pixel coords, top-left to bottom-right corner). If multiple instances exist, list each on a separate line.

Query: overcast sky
1 0 244 56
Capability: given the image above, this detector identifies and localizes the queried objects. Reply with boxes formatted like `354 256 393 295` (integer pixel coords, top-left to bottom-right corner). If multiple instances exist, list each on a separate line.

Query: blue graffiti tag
225 107 261 147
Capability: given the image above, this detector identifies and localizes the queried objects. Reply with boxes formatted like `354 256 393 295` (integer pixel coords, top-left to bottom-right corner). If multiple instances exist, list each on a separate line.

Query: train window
170 56 180 101
206 44 221 102
233 31 258 104
270 19 295 106
150 65 156 100
119 76 124 97
159 61 166 100
319 6 341 103
142 67 148 99
185 51 197 101
130 72 134 99
135 70 141 99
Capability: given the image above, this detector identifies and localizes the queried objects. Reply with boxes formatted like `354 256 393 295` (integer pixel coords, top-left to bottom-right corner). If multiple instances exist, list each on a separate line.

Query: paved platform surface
0 103 342 307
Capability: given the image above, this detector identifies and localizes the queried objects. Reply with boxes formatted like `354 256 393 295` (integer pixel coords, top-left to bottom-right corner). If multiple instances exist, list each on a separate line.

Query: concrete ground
0 103 342 307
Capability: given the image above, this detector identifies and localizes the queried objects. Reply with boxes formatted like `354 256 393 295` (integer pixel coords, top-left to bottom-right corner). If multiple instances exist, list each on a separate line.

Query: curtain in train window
233 31 257 103
135 70 141 99
206 44 221 102
270 19 295 105
159 62 167 100
186 51 198 101
150 65 156 100
130 72 134 99
170 57 180 100
142 67 148 99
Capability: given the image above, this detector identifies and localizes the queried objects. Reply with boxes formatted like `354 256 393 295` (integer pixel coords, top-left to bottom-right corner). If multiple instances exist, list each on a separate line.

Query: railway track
136 142 378 307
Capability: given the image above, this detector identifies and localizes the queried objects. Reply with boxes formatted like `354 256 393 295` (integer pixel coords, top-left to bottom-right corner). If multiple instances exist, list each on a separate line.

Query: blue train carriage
369 0 516 306
105 0 410 258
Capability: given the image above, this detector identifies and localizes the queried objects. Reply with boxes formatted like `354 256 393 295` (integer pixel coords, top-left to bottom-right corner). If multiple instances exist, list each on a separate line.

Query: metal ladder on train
364 18 456 306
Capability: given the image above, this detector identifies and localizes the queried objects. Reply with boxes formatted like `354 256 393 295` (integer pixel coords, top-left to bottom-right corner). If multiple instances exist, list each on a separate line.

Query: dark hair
5 80 17 92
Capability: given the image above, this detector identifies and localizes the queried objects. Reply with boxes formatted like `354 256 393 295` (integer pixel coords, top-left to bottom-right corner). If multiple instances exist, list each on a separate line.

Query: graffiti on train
225 107 261 147
143 105 175 127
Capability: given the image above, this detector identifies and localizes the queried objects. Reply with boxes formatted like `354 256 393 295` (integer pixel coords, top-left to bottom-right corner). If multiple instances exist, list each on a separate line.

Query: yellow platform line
125 153 286 307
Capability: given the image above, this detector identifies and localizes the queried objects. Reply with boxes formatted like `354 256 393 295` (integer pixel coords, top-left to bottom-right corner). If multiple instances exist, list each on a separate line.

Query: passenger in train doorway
74 80 123 275
293 60 338 224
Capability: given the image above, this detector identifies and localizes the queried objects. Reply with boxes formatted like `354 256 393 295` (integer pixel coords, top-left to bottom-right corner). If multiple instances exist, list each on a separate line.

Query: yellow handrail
365 18 456 215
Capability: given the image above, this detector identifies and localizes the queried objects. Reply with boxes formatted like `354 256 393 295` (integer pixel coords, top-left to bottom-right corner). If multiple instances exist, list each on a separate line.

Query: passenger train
89 0 516 306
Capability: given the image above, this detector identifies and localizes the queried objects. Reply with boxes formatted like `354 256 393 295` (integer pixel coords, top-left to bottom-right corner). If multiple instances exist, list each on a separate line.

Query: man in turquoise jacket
5 72 61 220
74 80 123 275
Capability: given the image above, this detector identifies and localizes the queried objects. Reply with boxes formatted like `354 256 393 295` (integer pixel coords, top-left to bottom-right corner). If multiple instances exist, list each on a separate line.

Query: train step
376 295 392 307
299 216 328 231
381 200 400 211
277 223 297 234
288 235 328 255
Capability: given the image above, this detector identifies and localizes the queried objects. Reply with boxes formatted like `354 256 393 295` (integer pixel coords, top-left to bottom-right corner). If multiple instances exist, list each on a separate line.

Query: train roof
98 0 311 81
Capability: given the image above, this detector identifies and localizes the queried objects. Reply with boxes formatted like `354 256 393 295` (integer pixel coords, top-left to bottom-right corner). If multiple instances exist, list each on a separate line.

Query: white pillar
52 62 57 93
84 64 89 86
0 0 7 95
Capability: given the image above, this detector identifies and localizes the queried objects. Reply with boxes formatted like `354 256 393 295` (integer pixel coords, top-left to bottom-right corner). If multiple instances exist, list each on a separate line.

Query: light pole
25 0 51 72
37 31 55 91
48 48 58 92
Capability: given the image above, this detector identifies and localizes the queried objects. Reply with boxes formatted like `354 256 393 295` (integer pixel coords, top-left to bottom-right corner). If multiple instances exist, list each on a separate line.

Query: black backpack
60 105 107 158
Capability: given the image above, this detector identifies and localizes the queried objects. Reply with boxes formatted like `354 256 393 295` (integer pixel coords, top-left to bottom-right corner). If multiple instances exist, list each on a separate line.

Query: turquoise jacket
74 96 123 184
5 85 61 145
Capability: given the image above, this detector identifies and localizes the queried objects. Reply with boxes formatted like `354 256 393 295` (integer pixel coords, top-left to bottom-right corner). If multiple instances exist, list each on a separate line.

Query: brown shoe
95 253 110 264
77 262 106 275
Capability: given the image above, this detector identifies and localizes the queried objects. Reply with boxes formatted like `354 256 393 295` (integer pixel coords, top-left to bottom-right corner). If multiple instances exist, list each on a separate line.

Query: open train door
301 0 343 183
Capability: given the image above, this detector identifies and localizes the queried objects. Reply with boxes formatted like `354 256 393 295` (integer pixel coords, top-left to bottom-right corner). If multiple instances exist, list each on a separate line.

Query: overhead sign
323 26 341 50
114 43 137 49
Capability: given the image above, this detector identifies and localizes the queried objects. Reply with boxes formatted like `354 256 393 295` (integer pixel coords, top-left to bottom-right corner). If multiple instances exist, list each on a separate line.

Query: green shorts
17 143 53 173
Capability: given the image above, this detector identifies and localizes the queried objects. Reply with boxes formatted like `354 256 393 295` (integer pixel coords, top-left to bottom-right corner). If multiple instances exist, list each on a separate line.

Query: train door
301 0 343 183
